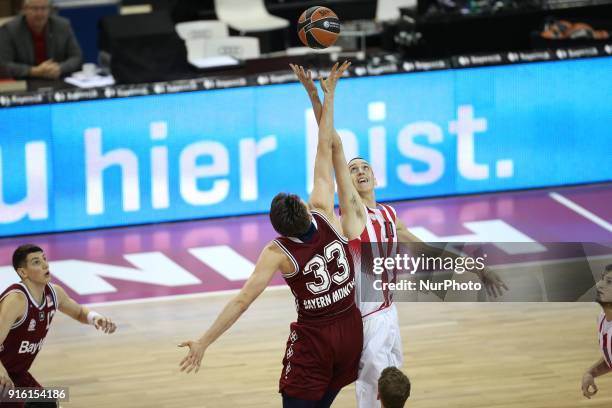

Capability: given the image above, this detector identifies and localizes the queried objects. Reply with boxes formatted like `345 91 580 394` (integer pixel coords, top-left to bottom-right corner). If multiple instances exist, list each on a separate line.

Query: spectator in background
378 367 411 408
0 0 82 79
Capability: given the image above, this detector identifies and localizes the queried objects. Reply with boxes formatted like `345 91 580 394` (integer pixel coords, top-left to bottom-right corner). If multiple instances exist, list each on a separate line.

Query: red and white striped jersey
348 203 399 318
598 312 612 368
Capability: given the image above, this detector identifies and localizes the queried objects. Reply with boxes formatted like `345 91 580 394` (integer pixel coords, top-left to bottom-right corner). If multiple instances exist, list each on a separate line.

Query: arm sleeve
58 23 82 75
0 26 32 78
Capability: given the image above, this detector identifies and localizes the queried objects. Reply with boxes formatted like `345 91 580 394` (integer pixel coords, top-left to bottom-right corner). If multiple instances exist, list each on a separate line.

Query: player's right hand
178 340 206 374
320 60 351 95
582 371 598 398
0 368 14 398
289 64 318 97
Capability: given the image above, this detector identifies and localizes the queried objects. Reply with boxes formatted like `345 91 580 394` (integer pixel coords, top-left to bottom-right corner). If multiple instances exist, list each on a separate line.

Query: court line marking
86 284 289 308
549 192 612 233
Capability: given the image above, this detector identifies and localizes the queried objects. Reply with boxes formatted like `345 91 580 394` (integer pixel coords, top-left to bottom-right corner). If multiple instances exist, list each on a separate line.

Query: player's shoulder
0 289 27 314
266 240 282 253
49 283 68 303
265 240 290 260
378 202 397 217
50 283 64 293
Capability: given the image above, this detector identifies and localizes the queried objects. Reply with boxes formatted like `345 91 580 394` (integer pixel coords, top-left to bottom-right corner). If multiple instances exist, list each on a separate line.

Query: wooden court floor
32 288 612 407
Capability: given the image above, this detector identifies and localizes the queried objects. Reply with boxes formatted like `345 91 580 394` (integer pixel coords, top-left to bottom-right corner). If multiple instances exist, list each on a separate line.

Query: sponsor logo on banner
64 89 99 102
417 60 446 70
268 73 296 84
4 93 45 106
508 51 552 63
567 47 599 58
164 81 199 93
456 53 504 67
116 86 149 98
214 77 247 88
366 63 398 75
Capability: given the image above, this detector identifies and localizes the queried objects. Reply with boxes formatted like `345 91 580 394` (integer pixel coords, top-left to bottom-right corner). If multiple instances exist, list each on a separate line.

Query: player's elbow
235 292 256 313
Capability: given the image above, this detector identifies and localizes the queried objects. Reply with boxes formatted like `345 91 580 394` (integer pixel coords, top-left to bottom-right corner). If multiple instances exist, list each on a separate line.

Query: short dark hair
378 367 410 408
269 193 311 237
12 244 44 271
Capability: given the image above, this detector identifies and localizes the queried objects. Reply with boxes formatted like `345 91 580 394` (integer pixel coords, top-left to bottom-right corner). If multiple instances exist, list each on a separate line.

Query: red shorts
279 305 363 400
1 371 42 408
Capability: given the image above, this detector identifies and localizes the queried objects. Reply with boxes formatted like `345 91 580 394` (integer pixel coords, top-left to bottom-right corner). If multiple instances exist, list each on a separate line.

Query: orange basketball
297 6 341 49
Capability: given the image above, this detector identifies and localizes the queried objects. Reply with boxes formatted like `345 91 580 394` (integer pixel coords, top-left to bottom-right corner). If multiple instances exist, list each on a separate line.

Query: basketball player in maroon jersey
582 264 612 399
0 244 116 407
290 63 508 408
179 61 368 408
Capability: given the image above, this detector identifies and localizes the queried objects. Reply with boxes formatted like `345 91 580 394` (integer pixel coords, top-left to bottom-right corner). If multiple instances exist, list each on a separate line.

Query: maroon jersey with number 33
274 210 357 322
0 283 58 374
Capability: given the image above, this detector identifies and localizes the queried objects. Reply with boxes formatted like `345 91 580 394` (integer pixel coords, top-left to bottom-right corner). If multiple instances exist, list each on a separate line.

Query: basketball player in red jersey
179 61 368 408
0 244 116 407
290 63 508 408
582 264 612 399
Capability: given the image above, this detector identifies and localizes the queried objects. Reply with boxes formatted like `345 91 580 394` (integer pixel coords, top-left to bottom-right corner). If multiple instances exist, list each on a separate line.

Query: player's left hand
289 63 317 97
94 316 117 334
178 340 206 374
478 268 508 298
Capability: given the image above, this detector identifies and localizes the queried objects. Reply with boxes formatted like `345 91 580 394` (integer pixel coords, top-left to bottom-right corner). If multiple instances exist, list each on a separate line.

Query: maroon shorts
279 305 363 400
1 371 42 408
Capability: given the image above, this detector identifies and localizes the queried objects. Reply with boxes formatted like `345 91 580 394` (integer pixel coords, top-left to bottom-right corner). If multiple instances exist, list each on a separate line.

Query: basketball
297 6 341 49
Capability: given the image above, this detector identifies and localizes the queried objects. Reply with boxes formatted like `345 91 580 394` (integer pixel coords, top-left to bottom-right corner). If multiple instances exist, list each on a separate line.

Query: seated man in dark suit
0 0 82 79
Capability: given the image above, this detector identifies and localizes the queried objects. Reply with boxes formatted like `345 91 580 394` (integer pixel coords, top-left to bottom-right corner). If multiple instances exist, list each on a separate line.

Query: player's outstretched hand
178 340 206 374
289 63 317 97
320 60 351 95
582 371 598 399
94 315 117 334
479 268 509 298
0 367 14 398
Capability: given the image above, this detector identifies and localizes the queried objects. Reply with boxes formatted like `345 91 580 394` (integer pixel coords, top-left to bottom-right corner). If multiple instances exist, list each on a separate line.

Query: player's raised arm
178 242 285 374
307 63 345 220
319 61 366 240
53 284 117 334
290 63 323 122
0 292 26 395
